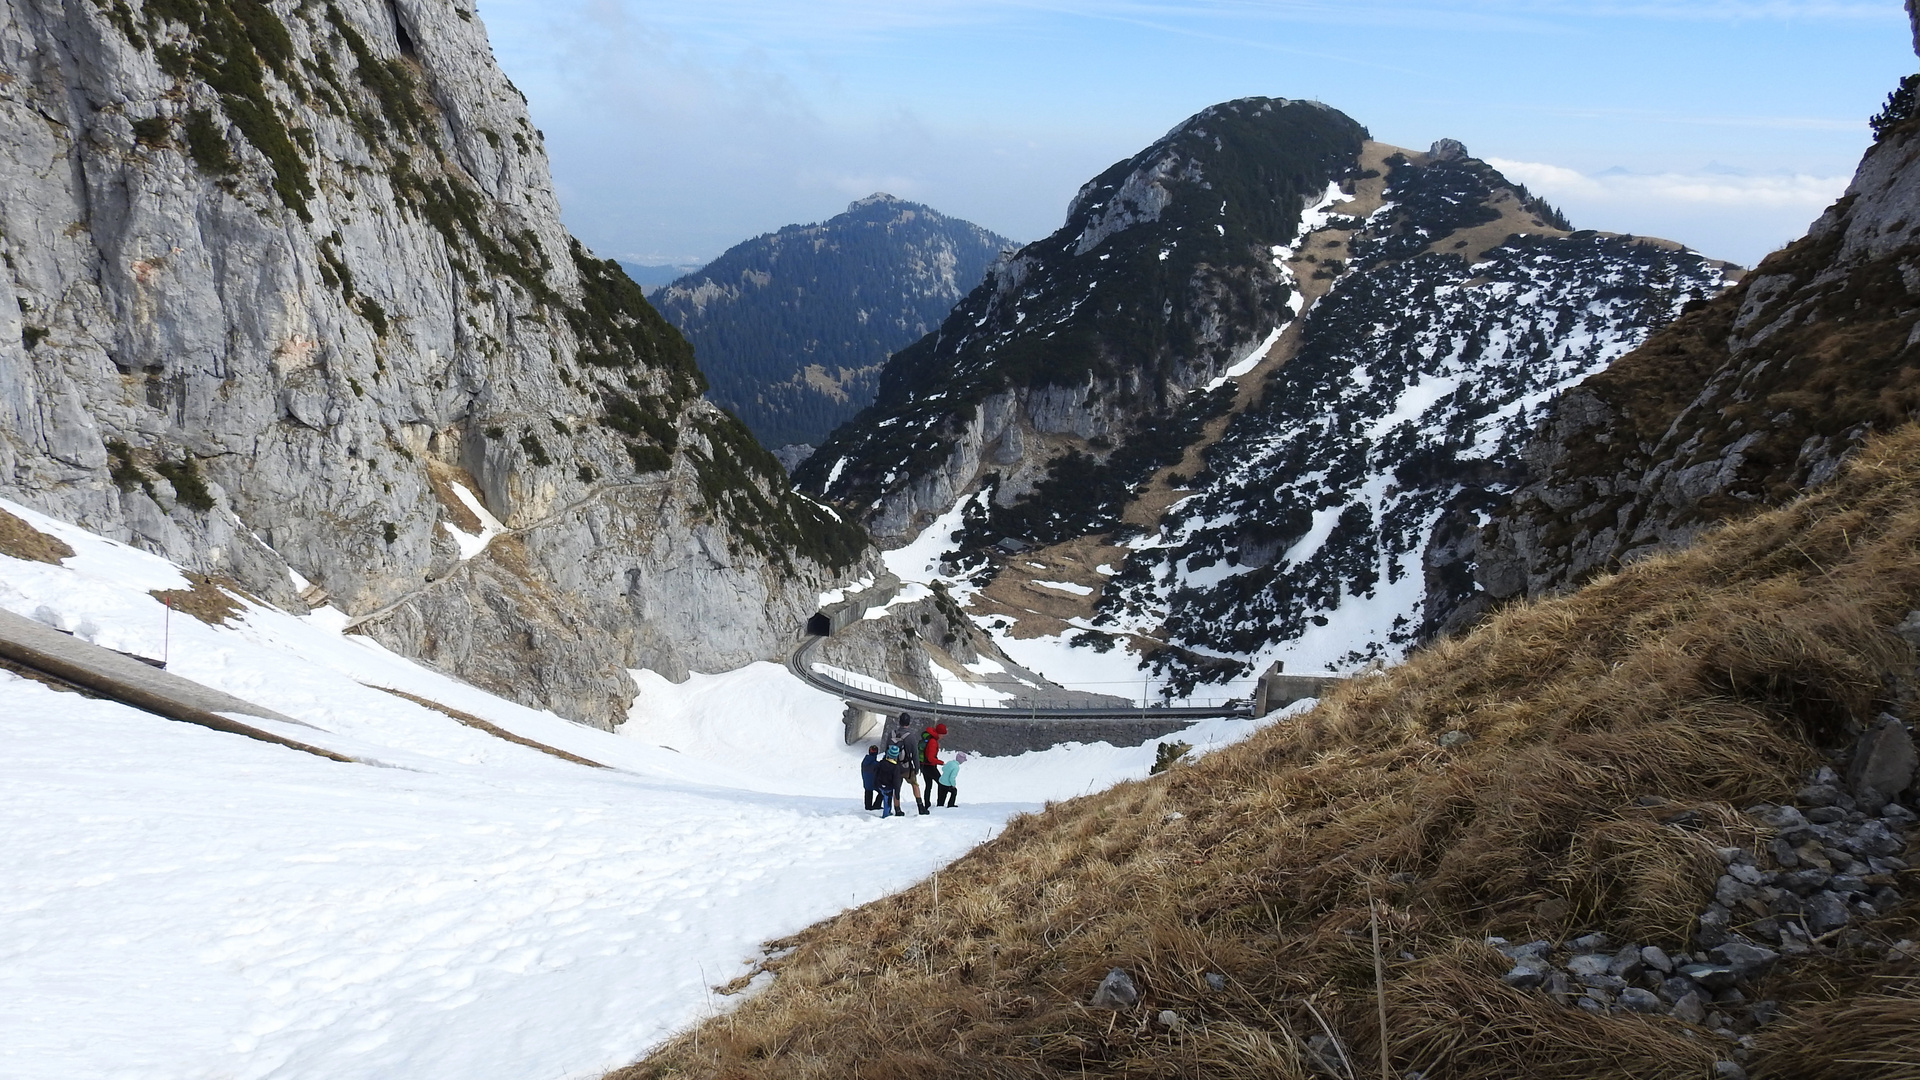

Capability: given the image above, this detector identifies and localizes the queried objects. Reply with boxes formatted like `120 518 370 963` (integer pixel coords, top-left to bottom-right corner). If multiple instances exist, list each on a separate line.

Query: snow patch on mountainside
0 498 1264 1080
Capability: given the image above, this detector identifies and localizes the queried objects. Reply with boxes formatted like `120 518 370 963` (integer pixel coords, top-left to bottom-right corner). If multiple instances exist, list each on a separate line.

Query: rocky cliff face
795 98 1370 541
1472 42 1920 608
0 0 865 727
653 193 1009 451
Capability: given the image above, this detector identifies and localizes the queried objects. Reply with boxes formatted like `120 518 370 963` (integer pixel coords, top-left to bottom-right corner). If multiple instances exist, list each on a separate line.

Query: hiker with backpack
936 750 968 807
872 745 906 818
917 722 949 806
860 745 881 811
887 712 929 815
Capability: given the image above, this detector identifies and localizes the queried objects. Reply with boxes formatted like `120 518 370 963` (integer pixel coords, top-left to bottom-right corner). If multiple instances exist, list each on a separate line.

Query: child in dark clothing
873 747 906 817
860 746 881 811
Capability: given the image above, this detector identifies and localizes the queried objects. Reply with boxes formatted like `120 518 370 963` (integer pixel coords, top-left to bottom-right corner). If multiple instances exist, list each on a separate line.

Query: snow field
0 497 1272 1080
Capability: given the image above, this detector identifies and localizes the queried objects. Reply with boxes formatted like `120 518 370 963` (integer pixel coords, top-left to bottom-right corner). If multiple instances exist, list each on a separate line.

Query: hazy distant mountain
616 261 704 295
652 195 1010 450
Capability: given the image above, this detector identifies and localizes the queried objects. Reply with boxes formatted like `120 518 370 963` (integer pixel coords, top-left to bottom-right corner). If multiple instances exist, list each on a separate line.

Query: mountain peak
848 192 904 212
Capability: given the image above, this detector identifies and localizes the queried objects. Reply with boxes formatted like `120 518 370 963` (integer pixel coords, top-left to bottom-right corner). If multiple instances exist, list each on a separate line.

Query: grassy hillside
614 424 1920 1079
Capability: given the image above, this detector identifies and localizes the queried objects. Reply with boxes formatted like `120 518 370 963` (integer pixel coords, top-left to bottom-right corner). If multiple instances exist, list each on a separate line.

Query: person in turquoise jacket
936 750 968 807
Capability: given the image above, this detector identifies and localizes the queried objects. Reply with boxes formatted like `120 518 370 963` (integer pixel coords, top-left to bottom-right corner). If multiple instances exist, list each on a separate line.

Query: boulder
1639 945 1675 974
1846 715 1916 812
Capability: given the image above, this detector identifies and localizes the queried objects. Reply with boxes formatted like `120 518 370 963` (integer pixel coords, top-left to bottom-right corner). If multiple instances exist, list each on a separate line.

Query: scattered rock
1619 987 1662 1013
1895 610 1920 649
1566 953 1611 978
1204 972 1227 992
1501 762 1920 1034
1659 975 1698 1003
1502 960 1549 989
1640 945 1674 974
1714 1061 1748 1080
1797 783 1843 807
1680 963 1738 992
1710 942 1779 981
1806 891 1851 935
1306 1033 1348 1076
1696 904 1732 947
1157 1009 1182 1030
1608 944 1646 980
1090 968 1138 1009
1437 730 1473 748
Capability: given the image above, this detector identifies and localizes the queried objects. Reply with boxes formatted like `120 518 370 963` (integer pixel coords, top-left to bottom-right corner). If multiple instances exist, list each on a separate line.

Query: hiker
918 722 948 805
860 745 881 811
888 712 928 814
885 711 917 757
873 745 906 817
936 750 968 807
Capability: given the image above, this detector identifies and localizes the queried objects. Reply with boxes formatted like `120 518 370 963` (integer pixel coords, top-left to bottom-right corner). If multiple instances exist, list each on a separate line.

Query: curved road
787 634 1252 721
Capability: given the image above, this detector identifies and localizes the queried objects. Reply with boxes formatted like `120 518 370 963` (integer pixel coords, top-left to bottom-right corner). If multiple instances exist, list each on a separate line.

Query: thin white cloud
1486 157 1851 209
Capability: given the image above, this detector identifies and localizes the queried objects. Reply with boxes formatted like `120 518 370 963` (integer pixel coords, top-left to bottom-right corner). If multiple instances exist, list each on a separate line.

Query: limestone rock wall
0 0 867 726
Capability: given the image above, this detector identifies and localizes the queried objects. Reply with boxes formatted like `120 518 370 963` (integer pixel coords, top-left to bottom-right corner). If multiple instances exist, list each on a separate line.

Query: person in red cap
917 722 948 811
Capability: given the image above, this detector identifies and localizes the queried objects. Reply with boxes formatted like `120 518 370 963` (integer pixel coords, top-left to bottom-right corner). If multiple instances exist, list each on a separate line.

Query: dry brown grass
150 573 246 625
612 424 1920 1080
0 507 74 564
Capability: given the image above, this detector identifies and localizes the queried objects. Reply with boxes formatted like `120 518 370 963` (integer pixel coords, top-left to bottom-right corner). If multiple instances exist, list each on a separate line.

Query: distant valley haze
475 0 1911 270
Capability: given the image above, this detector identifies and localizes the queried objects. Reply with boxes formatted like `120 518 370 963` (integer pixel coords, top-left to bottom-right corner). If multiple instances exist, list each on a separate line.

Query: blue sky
475 0 1914 268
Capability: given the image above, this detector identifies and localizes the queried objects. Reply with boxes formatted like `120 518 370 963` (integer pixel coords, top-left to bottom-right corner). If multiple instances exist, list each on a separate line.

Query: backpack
918 730 934 765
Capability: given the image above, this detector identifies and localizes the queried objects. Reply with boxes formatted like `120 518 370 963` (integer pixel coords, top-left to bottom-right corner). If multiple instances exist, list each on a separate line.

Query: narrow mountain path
340 476 674 633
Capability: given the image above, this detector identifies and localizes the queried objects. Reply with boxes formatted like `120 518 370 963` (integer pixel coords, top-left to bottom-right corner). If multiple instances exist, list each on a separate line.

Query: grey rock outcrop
1471 22 1920 607
0 0 866 726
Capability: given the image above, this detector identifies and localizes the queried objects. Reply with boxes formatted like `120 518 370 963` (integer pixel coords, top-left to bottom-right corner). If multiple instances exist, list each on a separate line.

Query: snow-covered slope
1119 229 1729 691
0 498 1268 1080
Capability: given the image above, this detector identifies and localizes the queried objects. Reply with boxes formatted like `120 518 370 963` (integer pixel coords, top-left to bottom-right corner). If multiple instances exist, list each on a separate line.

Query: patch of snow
441 481 507 560
1030 579 1094 597
1205 324 1285 392
882 491 982 583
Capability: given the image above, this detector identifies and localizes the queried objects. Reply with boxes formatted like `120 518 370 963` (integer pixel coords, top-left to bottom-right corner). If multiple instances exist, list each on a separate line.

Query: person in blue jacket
860 745 881 811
